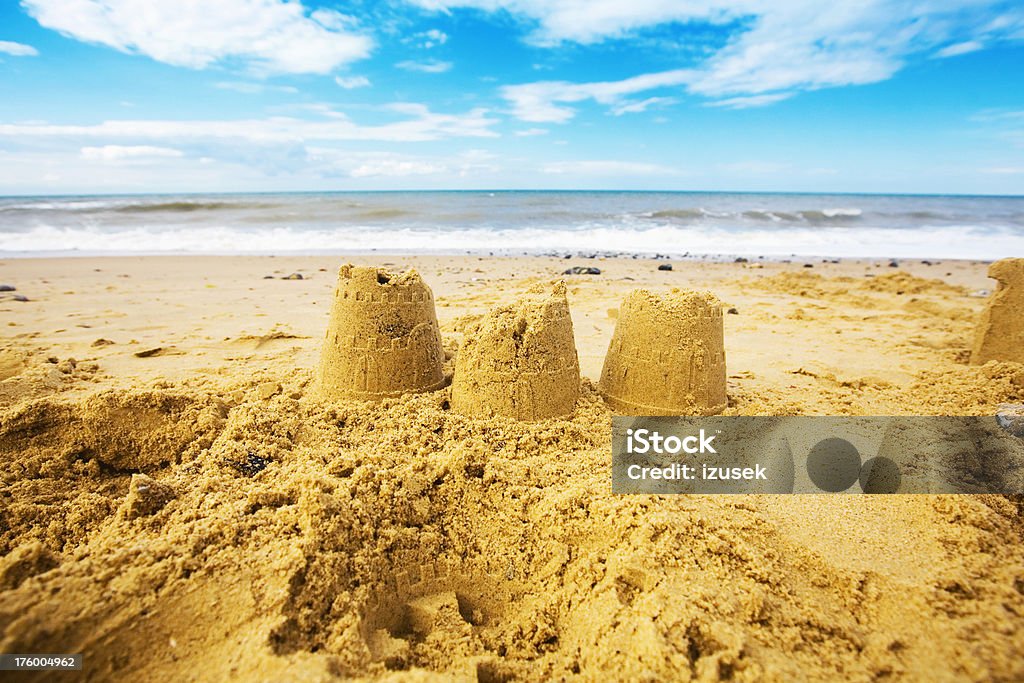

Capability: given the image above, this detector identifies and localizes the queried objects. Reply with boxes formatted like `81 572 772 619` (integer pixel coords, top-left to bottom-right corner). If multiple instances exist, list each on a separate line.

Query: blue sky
0 0 1022 195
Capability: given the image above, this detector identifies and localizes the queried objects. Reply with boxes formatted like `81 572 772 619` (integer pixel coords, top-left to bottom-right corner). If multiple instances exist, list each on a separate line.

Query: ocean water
1 191 1022 259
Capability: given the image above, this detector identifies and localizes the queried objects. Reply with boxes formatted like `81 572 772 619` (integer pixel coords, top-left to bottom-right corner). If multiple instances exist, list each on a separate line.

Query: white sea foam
2 222 1020 259
1 191 1022 259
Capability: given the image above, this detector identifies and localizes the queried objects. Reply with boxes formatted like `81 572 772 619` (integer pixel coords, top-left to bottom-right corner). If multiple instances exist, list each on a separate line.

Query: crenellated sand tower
971 258 1024 365
599 288 727 416
318 264 446 401
451 281 580 420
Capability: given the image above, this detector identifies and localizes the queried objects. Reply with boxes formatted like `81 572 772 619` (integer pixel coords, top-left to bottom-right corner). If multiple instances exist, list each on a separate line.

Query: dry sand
1 254 1023 681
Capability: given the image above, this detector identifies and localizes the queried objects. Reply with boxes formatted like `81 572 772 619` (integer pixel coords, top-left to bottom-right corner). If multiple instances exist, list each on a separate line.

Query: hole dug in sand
599 288 727 416
452 281 580 420
318 264 447 401
971 257 1024 365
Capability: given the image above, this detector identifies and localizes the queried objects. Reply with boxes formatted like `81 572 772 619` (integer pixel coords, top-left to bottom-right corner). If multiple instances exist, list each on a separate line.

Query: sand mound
972 258 1024 364
863 271 967 296
1 380 1022 681
318 265 446 401
600 288 727 416
451 281 580 420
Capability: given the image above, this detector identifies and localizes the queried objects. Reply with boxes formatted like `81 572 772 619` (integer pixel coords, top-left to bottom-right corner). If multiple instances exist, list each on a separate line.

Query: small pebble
562 266 601 275
0 284 15 292
727 308 739 314
282 273 304 280
657 264 673 271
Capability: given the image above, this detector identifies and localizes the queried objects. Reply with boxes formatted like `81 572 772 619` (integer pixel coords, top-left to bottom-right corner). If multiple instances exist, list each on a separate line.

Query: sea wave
635 207 863 224
113 200 282 213
2 222 1018 259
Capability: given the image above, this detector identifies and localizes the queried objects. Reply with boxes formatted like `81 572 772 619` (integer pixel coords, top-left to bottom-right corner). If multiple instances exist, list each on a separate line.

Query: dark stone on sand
11 295 28 302
263 275 274 279
282 273 304 280
657 264 673 271
727 308 739 314
735 257 748 263
0 284 15 292
803 264 814 268
230 452 269 477
563 266 601 275
134 347 164 358
888 260 899 267
92 338 115 347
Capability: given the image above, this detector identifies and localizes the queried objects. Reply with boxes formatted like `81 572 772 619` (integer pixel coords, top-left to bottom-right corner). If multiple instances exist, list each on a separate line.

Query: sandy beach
1 254 1023 681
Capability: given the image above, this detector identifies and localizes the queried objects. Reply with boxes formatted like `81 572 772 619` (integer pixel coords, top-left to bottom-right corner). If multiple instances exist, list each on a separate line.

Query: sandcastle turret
451 281 580 420
599 288 727 416
971 258 1024 365
318 264 446 401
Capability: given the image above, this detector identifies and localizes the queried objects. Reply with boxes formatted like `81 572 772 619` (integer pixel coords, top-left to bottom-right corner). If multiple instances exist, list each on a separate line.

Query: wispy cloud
396 59 453 73
611 96 676 115
0 105 499 144
80 145 183 161
350 158 446 178
501 69 692 122
0 40 39 56
432 1 1024 119
706 93 793 109
410 29 448 48
214 81 299 95
335 75 372 89
980 166 1024 174
21 0 372 74
542 160 679 175
934 40 985 58
514 128 549 136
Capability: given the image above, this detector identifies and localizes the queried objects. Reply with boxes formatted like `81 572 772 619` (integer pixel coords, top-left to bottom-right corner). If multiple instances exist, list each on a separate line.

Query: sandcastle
318 264 446 401
971 258 1024 365
451 281 580 420
599 288 726 416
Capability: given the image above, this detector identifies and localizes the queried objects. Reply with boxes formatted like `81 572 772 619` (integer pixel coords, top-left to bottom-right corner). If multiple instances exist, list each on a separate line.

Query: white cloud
81 145 184 161
427 1 1024 118
706 92 793 109
514 127 549 136
350 159 446 178
0 105 499 144
980 166 1024 174
396 59 453 73
542 160 678 175
413 29 449 48
22 0 372 74
335 75 371 89
214 81 299 94
934 40 984 58
500 69 691 122
0 40 39 56
611 96 676 115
